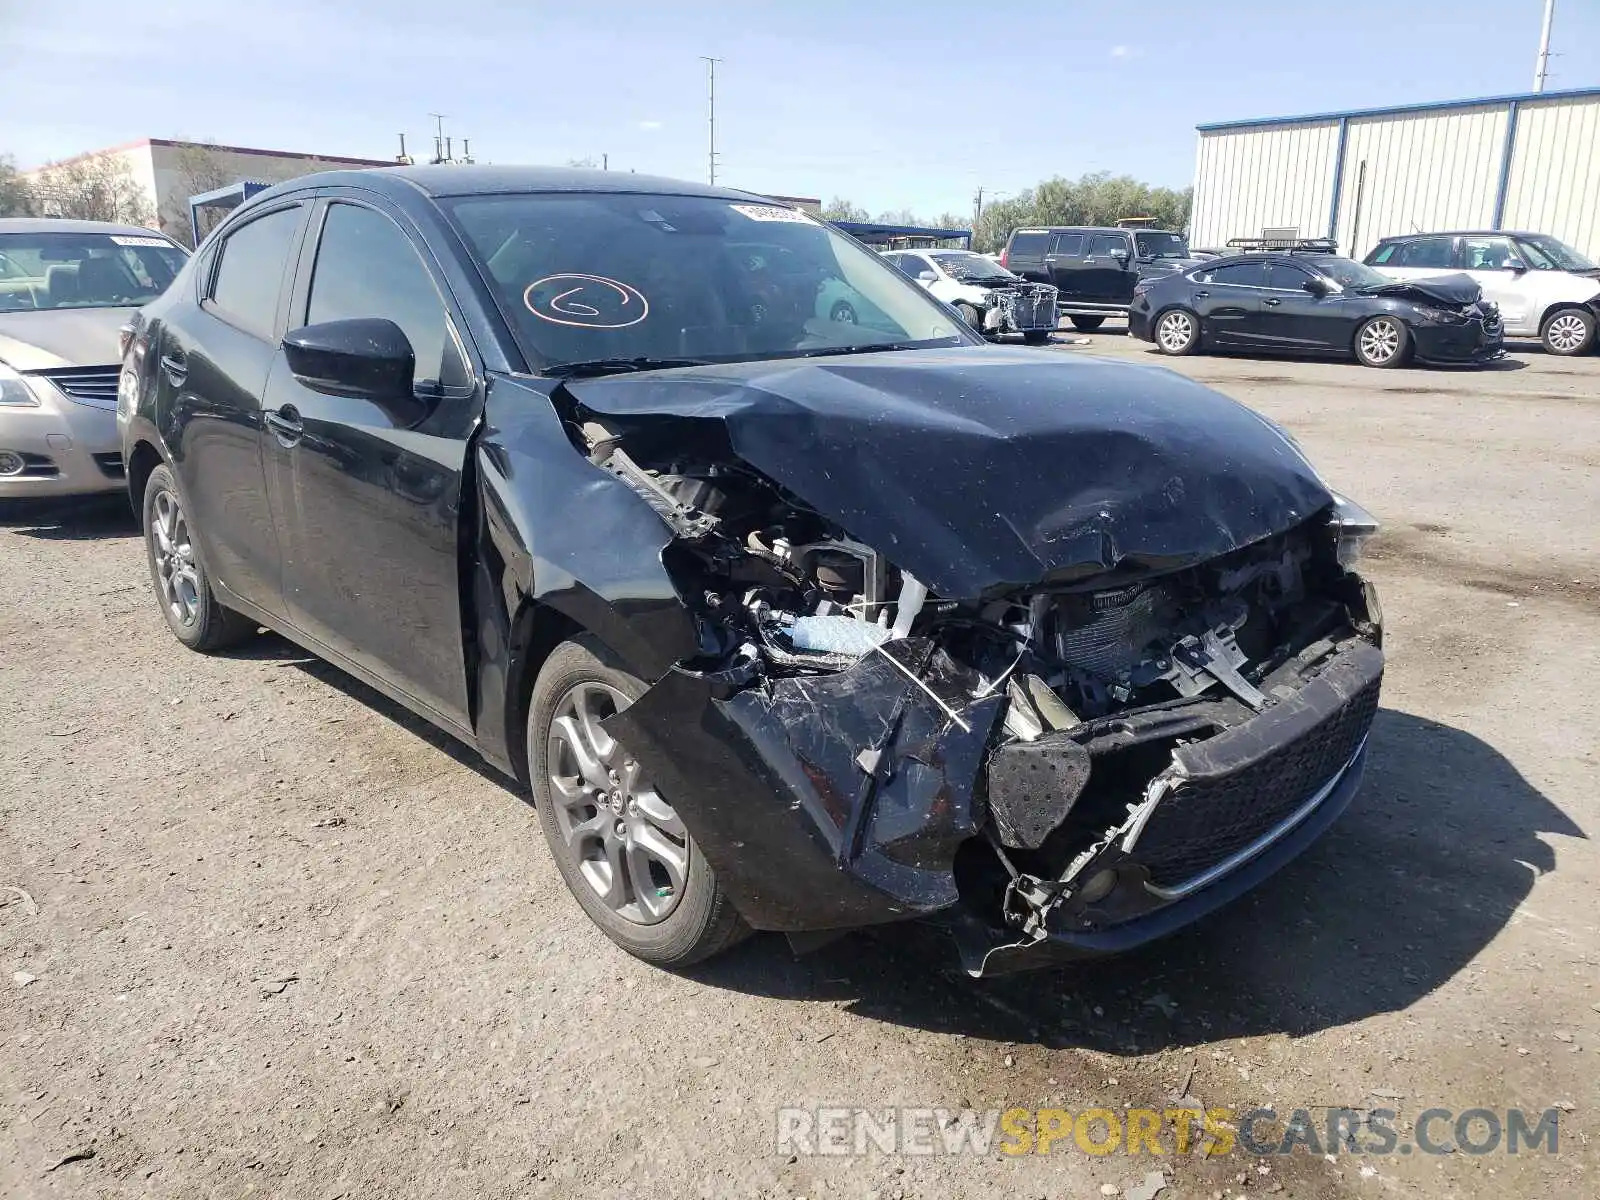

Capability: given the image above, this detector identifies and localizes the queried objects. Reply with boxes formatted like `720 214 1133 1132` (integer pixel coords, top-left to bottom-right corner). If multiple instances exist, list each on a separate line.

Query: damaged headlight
1328 494 1379 568
1411 304 1469 325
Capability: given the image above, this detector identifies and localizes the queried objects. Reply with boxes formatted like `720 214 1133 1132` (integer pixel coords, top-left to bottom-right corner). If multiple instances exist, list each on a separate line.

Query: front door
1455 235 1534 334
163 201 309 619
261 197 481 730
1254 260 1353 350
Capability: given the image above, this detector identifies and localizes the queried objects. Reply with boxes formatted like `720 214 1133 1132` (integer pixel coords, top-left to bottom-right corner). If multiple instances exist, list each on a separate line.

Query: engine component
985 731 1091 849
785 614 892 657
1050 583 1169 679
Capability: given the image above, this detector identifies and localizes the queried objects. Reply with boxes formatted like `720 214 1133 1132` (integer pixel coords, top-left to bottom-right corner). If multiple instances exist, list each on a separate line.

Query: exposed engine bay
568 401 1384 973
969 281 1059 336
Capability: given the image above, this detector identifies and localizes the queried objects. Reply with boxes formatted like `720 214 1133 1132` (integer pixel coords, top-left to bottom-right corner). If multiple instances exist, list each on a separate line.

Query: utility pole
699 56 723 185
602 153 608 171
428 113 449 163
1534 0 1556 91
973 187 985 235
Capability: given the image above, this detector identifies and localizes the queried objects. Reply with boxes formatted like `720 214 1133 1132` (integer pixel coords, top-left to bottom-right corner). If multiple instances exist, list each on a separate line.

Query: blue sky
3 0 1596 216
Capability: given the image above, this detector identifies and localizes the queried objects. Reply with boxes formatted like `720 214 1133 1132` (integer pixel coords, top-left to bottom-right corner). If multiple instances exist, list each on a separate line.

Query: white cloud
638 120 663 132
1110 45 1131 59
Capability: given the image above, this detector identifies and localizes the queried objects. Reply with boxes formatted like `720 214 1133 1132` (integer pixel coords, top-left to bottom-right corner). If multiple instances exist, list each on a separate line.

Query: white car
1364 231 1600 356
881 249 1058 344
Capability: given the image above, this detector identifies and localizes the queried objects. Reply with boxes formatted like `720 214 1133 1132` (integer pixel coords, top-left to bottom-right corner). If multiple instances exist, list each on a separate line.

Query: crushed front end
976 282 1059 336
561 391 1383 974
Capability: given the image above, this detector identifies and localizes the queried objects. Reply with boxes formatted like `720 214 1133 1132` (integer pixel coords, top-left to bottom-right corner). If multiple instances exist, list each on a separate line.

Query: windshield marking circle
524 274 650 328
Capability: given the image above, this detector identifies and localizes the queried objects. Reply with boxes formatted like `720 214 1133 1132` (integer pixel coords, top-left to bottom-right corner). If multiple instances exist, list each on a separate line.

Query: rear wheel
1022 330 1053 345
1354 315 1409 368
528 635 748 967
141 465 256 652
1070 315 1106 332
1540 307 1595 356
1153 307 1200 355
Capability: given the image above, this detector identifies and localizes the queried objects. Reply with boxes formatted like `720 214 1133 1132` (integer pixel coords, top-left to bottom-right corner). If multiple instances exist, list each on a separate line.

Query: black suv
1000 226 1201 329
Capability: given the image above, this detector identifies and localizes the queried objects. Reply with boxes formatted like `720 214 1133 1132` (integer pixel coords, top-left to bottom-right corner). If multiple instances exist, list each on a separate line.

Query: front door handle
159 352 186 386
1263 297 1282 307
265 405 304 446
1193 290 1210 299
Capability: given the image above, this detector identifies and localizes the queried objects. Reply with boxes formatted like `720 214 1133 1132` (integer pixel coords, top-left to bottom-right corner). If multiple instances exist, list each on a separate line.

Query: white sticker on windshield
109 235 171 247
729 204 814 224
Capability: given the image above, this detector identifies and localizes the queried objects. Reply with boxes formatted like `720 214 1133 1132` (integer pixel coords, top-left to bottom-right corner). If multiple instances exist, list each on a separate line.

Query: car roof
1010 226 1175 236
253 164 767 204
1374 230 1544 241
0 217 178 239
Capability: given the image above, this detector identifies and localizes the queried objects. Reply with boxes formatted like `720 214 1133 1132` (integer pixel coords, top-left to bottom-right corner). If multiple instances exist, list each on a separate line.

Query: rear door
1189 260 1265 346
261 195 482 730
1081 232 1136 303
1371 235 1457 282
160 200 309 619
1043 231 1085 297
1455 235 1534 334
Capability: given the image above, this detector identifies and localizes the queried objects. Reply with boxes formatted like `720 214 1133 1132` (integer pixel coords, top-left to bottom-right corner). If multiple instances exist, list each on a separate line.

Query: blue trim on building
1196 84 1600 133
1492 101 1521 229
1326 117 1350 241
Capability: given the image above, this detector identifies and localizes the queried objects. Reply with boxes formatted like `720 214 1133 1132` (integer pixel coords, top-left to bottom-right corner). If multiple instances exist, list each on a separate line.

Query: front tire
956 302 985 334
141 464 255 652
528 635 748 968
1354 315 1409 368
1070 315 1106 332
1540 307 1596 356
1153 307 1200 355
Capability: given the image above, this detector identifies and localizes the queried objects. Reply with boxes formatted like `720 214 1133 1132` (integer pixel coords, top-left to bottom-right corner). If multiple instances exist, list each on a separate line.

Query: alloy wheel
545 681 688 925
1157 311 1193 352
1545 312 1589 354
1359 318 1401 364
150 489 201 628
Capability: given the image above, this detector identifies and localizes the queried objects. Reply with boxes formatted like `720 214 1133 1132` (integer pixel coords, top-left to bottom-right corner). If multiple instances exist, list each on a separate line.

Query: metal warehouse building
1188 86 1600 262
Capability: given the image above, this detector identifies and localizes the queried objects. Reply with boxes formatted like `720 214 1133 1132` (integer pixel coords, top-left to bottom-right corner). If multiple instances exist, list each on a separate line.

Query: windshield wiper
543 356 712 378
791 342 930 360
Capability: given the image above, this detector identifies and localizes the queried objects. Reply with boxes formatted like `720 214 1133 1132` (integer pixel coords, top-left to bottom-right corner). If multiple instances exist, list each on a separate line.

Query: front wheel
956 302 985 333
1153 307 1200 355
1354 315 1409 368
1070 315 1106 332
1540 307 1596 356
141 464 256 651
528 635 748 968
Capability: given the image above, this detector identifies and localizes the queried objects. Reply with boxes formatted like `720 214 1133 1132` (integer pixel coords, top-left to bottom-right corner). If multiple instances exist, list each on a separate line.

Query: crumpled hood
1362 273 1481 307
564 347 1333 597
0 307 134 371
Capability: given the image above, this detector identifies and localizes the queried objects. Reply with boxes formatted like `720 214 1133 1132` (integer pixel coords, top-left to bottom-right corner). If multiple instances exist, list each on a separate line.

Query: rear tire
1070 315 1106 332
1540 307 1596 356
141 464 256 652
1153 307 1200 355
1022 330 1052 345
528 635 749 968
1354 315 1409 368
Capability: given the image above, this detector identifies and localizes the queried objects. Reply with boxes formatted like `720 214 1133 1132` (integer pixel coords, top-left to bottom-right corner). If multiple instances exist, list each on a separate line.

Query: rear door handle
159 352 186 386
1193 290 1210 299
265 405 303 446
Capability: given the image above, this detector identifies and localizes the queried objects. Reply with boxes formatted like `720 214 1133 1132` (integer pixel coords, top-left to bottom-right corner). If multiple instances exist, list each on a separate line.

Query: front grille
999 285 1059 331
32 365 121 409
1130 676 1381 888
93 452 125 479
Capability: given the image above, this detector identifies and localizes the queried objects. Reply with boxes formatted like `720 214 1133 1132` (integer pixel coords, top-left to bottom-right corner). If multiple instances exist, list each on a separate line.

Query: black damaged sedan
120 168 1384 975
1129 244 1504 368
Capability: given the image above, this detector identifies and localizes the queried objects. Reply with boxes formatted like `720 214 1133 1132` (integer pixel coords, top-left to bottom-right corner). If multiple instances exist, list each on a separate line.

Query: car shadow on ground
0 495 138 539
689 708 1583 1052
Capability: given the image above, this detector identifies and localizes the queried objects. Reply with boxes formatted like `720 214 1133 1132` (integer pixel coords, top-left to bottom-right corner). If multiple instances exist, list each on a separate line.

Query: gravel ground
2 335 1596 1199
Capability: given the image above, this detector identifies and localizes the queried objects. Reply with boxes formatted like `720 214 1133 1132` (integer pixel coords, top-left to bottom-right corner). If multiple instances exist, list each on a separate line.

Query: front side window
1197 262 1264 287
210 206 304 338
446 193 967 371
0 231 186 313
1265 261 1313 290
1087 233 1130 257
1394 237 1454 268
306 203 449 388
1457 236 1518 270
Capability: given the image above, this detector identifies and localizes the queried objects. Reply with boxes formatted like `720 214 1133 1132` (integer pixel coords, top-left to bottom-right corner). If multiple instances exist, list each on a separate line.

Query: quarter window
1051 232 1085 255
209 206 304 339
306 204 450 389
1394 237 1454 268
1008 232 1049 256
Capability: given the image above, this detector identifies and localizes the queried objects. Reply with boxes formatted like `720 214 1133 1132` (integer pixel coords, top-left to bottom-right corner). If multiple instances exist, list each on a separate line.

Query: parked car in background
1001 225 1203 330
1130 241 1503 368
883 248 1057 342
121 166 1385 978
0 219 186 498
1364 231 1599 356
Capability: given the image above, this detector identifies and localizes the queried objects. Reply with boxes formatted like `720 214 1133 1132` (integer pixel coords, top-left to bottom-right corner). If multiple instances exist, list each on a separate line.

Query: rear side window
1051 232 1085 255
1394 237 1454 268
306 203 450 388
1198 262 1264 286
1087 233 1130 256
209 206 303 339
1008 232 1049 256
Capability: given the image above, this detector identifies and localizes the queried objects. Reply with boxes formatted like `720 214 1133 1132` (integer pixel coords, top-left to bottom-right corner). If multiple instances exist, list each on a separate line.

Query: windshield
445 194 969 370
0 232 187 312
1515 235 1596 272
1316 257 1394 290
1134 231 1190 259
932 252 1017 282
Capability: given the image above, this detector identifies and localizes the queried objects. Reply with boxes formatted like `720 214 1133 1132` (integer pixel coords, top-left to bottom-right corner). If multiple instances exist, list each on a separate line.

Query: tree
820 197 870 223
0 156 34 217
972 172 1193 253
27 152 154 226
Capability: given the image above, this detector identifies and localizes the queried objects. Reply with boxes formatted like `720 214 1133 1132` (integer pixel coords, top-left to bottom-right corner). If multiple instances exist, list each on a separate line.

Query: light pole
699 56 723 185
1534 0 1556 92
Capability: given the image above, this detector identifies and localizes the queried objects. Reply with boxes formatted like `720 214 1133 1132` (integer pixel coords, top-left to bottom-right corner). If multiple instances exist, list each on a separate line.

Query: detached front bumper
1411 319 1505 365
0 375 125 498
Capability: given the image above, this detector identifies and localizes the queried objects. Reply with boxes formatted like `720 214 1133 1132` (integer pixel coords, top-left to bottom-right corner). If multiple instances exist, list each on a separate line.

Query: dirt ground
3 333 1596 1199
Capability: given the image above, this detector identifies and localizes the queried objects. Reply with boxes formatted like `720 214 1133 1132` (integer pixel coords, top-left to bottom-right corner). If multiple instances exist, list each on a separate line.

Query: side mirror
917 271 937 282
1110 247 1129 263
1303 277 1332 297
283 318 423 419
1505 257 1528 273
